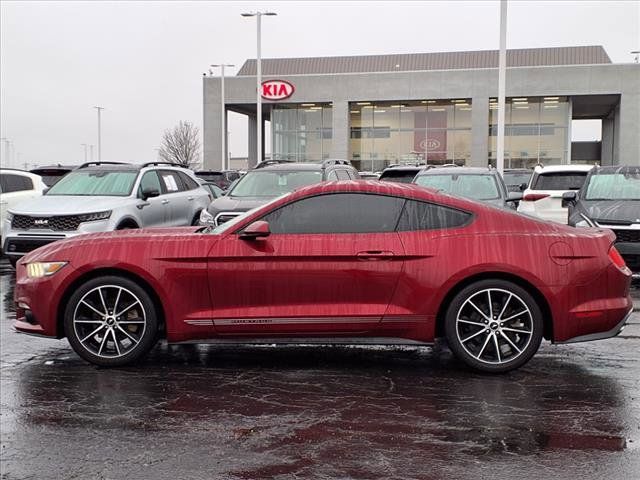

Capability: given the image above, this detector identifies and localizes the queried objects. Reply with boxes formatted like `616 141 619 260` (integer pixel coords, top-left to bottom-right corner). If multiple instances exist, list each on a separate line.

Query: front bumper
559 307 633 343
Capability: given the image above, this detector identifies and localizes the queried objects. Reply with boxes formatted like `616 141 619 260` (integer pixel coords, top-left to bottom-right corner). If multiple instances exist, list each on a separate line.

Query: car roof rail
78 161 131 169
254 159 295 169
535 161 545 169
140 161 186 168
439 163 461 168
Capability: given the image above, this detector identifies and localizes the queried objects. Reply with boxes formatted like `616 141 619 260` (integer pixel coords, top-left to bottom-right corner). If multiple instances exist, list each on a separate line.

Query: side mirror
239 220 270 240
506 192 523 203
562 191 577 208
519 182 528 191
141 187 160 200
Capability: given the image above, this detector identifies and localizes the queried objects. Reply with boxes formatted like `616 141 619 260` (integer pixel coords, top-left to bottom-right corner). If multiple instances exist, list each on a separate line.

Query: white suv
2 161 211 267
517 164 594 224
0 169 47 236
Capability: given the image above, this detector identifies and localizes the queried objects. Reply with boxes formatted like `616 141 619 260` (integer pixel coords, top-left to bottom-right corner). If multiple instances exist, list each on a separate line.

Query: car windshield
229 170 322 197
209 194 290 235
415 174 501 201
46 170 137 196
503 172 532 186
532 172 587 191
585 172 640 200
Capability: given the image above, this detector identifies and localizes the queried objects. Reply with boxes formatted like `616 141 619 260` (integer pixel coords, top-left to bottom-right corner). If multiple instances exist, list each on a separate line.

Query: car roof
250 162 324 172
416 166 496 176
533 164 594 173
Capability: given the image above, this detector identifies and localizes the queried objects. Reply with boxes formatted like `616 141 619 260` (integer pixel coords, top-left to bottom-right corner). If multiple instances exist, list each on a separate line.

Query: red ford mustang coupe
14 181 633 373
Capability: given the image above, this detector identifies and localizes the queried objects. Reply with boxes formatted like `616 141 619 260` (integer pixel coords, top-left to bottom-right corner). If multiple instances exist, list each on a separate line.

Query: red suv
14 181 633 372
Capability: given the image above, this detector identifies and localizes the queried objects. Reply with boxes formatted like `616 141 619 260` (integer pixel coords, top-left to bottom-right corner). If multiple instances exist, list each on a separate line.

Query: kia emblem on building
261 80 295 101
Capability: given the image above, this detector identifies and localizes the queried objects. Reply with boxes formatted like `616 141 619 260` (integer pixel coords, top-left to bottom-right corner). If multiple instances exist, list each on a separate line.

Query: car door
158 170 191 226
136 171 169 227
207 192 406 335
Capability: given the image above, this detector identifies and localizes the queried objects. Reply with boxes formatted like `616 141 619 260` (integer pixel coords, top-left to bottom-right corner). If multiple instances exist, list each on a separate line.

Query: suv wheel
444 279 543 373
64 276 159 367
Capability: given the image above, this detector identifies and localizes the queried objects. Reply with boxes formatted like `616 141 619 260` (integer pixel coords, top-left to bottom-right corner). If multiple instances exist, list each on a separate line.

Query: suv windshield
532 172 587 191
415 174 500 201
46 170 138 196
229 170 322 197
585 172 640 200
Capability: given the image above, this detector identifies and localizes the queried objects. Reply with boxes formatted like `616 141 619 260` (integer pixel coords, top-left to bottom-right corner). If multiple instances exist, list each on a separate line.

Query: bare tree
157 121 200 169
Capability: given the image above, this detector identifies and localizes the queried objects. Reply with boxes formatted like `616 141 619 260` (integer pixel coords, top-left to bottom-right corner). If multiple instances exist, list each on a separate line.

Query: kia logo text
261 80 295 101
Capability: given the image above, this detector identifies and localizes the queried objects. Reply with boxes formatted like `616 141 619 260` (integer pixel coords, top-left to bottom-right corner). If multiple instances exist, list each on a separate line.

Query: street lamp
241 11 277 166
210 64 235 170
94 106 104 160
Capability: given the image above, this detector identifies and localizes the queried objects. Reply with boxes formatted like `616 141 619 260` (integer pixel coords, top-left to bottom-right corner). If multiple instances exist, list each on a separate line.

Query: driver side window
138 171 162 197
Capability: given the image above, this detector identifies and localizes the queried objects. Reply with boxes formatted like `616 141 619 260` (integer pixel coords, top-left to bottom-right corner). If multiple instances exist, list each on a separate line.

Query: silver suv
2 161 211 267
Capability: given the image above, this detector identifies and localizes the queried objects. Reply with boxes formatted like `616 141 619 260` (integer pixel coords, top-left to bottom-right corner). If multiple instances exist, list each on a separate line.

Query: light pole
210 64 235 170
241 11 277 166
496 0 508 176
89 144 95 162
81 143 88 163
94 106 104 160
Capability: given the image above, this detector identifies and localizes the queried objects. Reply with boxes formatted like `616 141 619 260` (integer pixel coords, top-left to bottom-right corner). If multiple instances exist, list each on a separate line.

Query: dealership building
203 46 640 171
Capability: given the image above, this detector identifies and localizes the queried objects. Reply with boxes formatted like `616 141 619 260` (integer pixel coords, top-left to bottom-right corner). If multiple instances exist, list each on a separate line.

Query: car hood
8 195 135 215
206 195 273 214
23 226 204 262
579 200 640 224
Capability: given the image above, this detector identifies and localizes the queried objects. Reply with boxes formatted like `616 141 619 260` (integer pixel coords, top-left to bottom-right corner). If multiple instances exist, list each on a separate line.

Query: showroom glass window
271 104 332 162
488 96 569 168
261 193 405 234
349 100 472 172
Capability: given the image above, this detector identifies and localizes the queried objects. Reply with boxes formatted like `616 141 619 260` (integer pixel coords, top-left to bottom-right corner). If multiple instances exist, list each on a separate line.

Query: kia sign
261 80 295 101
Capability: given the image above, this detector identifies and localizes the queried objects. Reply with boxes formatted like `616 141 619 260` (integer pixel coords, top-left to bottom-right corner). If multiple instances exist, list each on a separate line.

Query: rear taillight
522 193 550 202
608 246 627 270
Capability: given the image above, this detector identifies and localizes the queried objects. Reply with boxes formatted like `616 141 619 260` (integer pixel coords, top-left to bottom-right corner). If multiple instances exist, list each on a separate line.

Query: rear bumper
558 307 633 343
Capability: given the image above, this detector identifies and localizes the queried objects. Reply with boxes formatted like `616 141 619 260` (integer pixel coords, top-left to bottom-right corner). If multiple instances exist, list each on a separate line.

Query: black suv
200 160 359 226
195 170 242 190
378 164 430 183
564 165 640 277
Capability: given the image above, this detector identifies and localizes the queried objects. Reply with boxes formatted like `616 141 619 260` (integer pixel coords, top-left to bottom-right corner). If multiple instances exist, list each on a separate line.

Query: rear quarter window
396 199 472 231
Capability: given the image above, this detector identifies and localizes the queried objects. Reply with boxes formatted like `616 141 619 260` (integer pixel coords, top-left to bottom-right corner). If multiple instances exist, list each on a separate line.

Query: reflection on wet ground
1 260 639 479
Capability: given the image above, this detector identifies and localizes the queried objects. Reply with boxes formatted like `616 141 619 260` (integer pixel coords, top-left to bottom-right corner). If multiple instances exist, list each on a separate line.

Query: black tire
191 211 202 226
64 275 159 367
116 222 138 230
444 279 543 373
8 257 18 269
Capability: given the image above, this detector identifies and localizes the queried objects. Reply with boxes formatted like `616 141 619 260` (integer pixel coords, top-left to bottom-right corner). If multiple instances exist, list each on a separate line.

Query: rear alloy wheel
64 276 159 367
444 280 543 373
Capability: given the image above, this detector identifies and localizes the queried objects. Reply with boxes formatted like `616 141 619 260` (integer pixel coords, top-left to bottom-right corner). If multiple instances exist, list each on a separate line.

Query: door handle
161 199 170 205
356 250 395 260
187 196 194 201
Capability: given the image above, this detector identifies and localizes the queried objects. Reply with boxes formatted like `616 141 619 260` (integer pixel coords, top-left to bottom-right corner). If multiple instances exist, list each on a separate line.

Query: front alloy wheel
64 276 159 367
444 280 543 373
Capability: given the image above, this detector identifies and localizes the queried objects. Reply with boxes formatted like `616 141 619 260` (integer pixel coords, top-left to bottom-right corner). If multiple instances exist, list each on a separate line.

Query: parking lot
0 258 638 479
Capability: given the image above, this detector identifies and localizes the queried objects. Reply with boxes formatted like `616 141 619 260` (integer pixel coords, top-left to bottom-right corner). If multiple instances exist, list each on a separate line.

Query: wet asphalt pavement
0 259 639 480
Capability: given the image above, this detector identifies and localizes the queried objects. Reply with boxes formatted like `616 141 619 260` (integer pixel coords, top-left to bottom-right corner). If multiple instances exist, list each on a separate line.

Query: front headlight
199 209 215 225
26 262 68 278
77 210 112 222
6 212 13 223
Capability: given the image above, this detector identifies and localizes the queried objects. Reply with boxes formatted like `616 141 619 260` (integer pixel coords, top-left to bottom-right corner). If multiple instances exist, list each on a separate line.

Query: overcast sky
1 0 639 169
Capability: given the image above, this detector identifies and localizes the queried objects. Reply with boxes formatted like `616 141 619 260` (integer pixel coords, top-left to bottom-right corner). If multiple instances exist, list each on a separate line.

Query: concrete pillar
470 96 489 167
203 77 223 171
331 100 349 160
601 116 614 166
618 94 639 166
613 103 621 165
247 114 257 169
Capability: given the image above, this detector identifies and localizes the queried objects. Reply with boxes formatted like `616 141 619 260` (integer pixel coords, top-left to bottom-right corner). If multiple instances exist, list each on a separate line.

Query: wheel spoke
458 319 486 327
499 331 522 353
502 327 532 335
113 288 123 314
111 329 121 356
97 331 109 355
118 320 145 324
80 324 105 343
467 300 490 320
81 300 105 317
98 288 108 314
116 301 141 318
461 328 487 343
116 324 139 345
497 293 513 321
493 333 501 363
501 310 528 322
487 290 493 319
476 333 492 360
74 320 103 324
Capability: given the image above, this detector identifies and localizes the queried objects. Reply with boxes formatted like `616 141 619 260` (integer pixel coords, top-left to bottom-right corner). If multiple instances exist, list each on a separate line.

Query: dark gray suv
200 160 359 226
